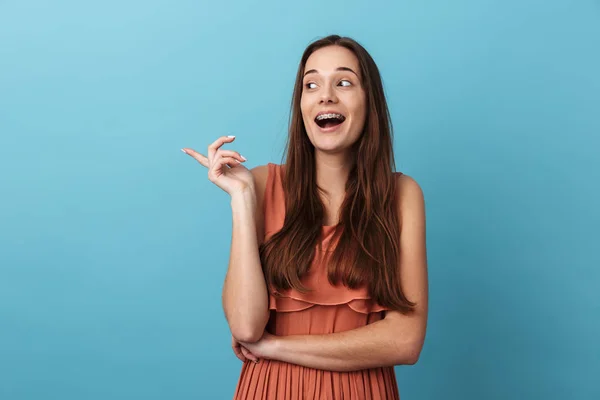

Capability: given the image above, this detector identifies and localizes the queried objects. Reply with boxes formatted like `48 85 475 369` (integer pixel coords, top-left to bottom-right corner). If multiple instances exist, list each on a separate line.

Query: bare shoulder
249 164 270 244
395 173 425 223
250 164 270 191
396 173 424 203
249 164 270 207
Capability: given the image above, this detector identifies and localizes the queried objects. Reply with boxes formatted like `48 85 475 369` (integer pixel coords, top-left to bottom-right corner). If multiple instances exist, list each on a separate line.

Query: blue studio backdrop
1 1 599 399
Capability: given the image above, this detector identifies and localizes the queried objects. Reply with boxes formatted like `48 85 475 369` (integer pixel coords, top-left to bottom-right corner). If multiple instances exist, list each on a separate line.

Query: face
300 45 367 155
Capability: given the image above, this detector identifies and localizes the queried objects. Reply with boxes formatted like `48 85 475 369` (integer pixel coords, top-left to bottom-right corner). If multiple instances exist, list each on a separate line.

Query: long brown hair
259 35 415 313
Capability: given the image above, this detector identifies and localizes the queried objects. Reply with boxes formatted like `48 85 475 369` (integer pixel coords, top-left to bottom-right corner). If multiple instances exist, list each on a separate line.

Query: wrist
268 334 284 359
230 186 256 206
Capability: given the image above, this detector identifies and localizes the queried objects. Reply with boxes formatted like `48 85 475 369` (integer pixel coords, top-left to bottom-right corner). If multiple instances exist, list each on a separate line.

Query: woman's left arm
241 175 428 372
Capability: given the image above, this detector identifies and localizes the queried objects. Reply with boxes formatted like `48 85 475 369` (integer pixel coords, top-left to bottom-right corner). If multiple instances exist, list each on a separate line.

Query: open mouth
314 113 346 130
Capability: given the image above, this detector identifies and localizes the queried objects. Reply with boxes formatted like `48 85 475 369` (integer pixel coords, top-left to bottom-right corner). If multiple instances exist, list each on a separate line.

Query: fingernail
227 135 235 138
181 149 187 154
240 155 247 161
253 360 260 364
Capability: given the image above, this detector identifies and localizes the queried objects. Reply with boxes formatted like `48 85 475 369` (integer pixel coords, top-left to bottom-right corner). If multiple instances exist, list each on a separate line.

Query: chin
311 131 360 153
312 139 353 155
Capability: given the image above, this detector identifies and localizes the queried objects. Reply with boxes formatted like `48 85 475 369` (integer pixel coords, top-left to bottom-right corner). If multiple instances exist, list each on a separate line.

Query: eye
305 82 317 89
339 79 352 87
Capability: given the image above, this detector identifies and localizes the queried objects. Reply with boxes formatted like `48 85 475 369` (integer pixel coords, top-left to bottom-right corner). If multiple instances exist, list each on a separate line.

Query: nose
319 84 338 104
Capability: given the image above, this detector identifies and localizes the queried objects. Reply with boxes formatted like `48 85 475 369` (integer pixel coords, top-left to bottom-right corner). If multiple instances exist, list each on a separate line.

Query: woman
182 35 428 399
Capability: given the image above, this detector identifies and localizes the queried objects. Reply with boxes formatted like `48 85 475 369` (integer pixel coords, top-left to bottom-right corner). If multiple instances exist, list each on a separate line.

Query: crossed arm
238 174 428 372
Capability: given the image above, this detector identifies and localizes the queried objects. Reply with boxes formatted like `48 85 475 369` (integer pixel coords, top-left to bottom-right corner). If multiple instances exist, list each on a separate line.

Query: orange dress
233 163 400 400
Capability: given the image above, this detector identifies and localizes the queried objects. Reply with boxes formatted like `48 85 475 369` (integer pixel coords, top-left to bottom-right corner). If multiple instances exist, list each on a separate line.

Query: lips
314 119 345 133
314 111 346 130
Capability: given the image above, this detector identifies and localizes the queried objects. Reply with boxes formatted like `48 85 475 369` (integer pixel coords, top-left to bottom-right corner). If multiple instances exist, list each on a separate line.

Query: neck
314 151 353 201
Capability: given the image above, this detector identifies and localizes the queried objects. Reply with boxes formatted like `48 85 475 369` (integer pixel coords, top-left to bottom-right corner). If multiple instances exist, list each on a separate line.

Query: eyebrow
303 66 359 78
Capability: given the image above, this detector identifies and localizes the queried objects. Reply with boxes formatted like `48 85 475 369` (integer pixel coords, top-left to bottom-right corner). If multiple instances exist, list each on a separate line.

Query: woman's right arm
222 165 270 343
182 136 270 343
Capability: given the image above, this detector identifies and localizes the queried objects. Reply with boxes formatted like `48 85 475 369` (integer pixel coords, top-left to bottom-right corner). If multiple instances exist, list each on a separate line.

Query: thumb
241 346 259 363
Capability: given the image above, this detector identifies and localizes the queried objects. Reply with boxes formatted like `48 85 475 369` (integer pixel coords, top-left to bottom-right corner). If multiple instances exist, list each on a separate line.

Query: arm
242 174 428 370
269 310 422 371
222 165 271 343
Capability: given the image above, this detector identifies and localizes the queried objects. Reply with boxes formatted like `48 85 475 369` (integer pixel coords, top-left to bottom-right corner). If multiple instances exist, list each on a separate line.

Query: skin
182 137 270 355
182 45 428 370
302 45 367 212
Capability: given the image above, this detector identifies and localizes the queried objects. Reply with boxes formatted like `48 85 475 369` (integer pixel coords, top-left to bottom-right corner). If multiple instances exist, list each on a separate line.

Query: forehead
304 45 360 76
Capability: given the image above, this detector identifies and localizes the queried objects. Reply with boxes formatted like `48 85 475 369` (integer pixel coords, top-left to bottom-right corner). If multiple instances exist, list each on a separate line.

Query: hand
232 335 260 364
182 136 253 195
239 331 278 361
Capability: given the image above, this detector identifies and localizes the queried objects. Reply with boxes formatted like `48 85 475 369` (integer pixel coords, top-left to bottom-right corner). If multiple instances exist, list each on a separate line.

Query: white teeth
316 113 345 121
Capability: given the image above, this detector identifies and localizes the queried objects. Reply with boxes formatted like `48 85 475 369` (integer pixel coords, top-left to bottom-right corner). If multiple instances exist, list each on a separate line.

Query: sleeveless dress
233 163 400 400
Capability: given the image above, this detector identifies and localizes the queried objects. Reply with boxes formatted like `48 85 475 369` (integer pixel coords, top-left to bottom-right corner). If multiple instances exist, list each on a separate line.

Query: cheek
350 114 366 141
350 97 367 127
300 97 308 119
300 100 314 130
346 90 365 113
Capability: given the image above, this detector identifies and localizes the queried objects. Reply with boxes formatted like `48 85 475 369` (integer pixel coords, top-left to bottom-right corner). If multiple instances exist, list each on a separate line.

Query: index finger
208 135 236 161
181 148 208 167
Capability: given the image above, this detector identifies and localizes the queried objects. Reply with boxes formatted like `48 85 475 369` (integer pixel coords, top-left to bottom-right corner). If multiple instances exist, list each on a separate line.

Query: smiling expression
300 45 367 155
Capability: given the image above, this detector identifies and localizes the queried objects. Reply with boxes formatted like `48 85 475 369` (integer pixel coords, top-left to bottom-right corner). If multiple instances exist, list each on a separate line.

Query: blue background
1 1 599 399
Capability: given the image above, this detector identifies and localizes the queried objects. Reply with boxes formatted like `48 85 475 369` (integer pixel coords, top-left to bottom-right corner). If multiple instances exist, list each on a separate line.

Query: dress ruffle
267 225 389 315
269 292 389 314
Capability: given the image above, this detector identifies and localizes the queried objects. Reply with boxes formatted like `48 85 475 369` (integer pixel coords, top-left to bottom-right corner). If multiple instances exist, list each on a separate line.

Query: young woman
182 35 428 399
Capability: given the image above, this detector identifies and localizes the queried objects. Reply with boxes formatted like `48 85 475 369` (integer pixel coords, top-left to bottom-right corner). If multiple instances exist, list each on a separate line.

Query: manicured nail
240 155 247 161
227 135 235 138
181 149 187 154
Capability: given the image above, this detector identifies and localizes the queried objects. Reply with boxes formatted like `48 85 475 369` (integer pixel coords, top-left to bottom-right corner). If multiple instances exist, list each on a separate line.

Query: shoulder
394 173 425 223
250 164 270 186
395 173 424 200
248 164 273 244
249 164 272 202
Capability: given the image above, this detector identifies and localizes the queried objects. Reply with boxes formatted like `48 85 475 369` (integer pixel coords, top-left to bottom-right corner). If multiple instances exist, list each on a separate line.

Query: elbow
395 341 423 366
403 350 421 365
232 328 264 343
230 317 268 343
226 309 270 343
406 343 424 365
